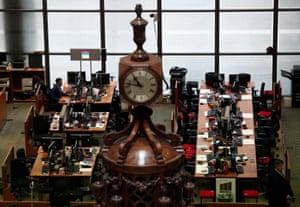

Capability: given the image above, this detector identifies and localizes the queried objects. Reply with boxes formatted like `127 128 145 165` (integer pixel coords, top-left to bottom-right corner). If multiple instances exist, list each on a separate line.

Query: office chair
10 158 31 200
16 148 35 172
31 114 51 147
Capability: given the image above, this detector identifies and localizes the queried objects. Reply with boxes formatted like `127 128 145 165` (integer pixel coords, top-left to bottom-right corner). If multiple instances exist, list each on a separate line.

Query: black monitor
0 52 6 63
238 73 251 87
205 72 224 88
67 71 86 85
98 73 110 85
66 133 91 147
229 74 239 86
41 136 64 151
29 54 43 68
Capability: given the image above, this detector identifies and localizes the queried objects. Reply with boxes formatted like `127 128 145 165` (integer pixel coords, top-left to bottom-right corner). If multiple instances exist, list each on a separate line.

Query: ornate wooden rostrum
96 105 184 207
91 4 193 207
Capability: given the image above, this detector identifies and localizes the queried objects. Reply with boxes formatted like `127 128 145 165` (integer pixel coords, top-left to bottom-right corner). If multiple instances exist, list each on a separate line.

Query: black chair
10 158 31 200
50 179 83 207
31 115 51 146
16 148 36 171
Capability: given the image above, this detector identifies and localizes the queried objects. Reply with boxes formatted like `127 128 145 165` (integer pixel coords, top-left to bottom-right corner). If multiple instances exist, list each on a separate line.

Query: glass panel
106 55 124 82
278 12 300 52
48 13 100 52
163 13 214 53
277 55 300 95
0 0 42 10
221 0 273 9
220 56 272 89
106 13 156 53
279 0 300 8
163 56 215 83
105 0 156 10
4 12 43 53
162 0 215 10
220 12 273 52
49 55 103 85
48 0 99 10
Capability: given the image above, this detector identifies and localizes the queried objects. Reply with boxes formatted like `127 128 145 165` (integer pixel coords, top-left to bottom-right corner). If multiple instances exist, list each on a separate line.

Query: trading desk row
49 111 109 133
59 81 116 105
196 84 257 179
30 146 100 178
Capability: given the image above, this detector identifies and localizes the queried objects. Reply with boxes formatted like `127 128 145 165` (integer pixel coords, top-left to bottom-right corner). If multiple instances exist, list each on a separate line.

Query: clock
119 66 161 105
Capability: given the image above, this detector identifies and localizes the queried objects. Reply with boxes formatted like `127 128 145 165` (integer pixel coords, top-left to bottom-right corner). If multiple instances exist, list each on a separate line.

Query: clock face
121 68 160 104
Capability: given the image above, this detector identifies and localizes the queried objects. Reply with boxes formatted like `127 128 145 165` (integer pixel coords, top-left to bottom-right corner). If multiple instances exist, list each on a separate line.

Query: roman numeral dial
121 68 160 104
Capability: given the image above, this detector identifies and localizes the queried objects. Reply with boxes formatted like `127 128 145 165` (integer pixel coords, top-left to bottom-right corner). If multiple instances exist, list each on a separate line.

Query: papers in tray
196 154 208 161
200 99 208 104
242 113 253 119
242 129 254 136
80 168 92 173
243 139 255 145
200 89 211 94
196 162 209 174
241 94 252 100
197 132 213 141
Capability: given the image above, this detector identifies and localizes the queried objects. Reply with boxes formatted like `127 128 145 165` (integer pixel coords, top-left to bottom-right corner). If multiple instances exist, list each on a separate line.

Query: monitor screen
205 72 224 87
67 71 86 85
229 74 239 86
66 133 91 147
99 73 110 85
41 136 64 151
0 52 7 63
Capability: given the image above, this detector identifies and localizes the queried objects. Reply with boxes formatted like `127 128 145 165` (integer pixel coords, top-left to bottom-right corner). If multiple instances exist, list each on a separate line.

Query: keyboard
41 165 49 174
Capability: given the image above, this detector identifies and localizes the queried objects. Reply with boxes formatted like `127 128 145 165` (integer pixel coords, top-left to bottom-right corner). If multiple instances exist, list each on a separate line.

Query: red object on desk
243 189 259 202
199 190 215 204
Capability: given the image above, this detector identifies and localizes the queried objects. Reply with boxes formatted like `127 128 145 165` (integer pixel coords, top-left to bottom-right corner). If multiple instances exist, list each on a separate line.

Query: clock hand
125 82 140 87
132 74 144 88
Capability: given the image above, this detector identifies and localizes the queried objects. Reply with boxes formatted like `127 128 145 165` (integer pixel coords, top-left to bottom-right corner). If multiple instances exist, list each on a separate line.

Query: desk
59 81 116 105
196 84 257 179
30 146 100 178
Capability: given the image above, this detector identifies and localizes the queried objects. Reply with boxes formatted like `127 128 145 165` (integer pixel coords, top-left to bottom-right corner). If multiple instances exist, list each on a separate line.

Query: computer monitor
94 73 110 86
0 52 6 64
66 133 91 147
41 136 64 151
67 71 86 85
29 54 43 68
205 72 224 87
99 73 110 85
238 73 251 87
229 74 239 86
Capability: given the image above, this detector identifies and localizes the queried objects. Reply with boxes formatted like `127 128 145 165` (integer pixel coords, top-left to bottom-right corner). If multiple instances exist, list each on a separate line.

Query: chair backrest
260 82 265 96
10 159 28 178
33 115 49 134
16 148 26 159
